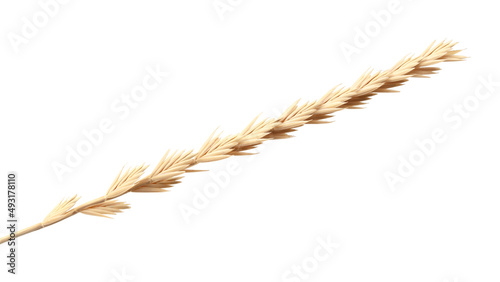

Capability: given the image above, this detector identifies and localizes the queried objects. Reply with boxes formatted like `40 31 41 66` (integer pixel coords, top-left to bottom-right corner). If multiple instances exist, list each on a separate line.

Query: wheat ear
0 40 465 245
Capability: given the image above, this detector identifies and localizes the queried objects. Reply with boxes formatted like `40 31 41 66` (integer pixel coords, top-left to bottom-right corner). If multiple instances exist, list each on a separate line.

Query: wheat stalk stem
0 40 465 245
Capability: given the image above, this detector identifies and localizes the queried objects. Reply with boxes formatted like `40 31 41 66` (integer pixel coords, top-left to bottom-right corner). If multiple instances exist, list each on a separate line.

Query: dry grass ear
0 40 466 245
195 131 237 163
106 164 149 197
43 195 80 225
81 200 130 218
131 150 195 193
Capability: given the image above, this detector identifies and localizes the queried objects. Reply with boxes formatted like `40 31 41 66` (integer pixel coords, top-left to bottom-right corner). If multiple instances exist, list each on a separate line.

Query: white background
0 0 499 281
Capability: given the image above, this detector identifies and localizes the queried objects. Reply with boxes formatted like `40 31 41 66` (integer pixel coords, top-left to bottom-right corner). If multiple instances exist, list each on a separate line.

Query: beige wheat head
0 40 466 244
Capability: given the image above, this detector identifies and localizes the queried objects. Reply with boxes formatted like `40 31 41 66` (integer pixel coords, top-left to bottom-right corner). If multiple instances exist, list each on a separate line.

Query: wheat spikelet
81 200 130 218
42 195 80 227
106 164 149 197
0 40 466 245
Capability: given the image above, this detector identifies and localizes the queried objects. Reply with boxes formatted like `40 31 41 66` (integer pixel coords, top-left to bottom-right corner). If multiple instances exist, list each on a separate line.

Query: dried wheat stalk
0 40 465 245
